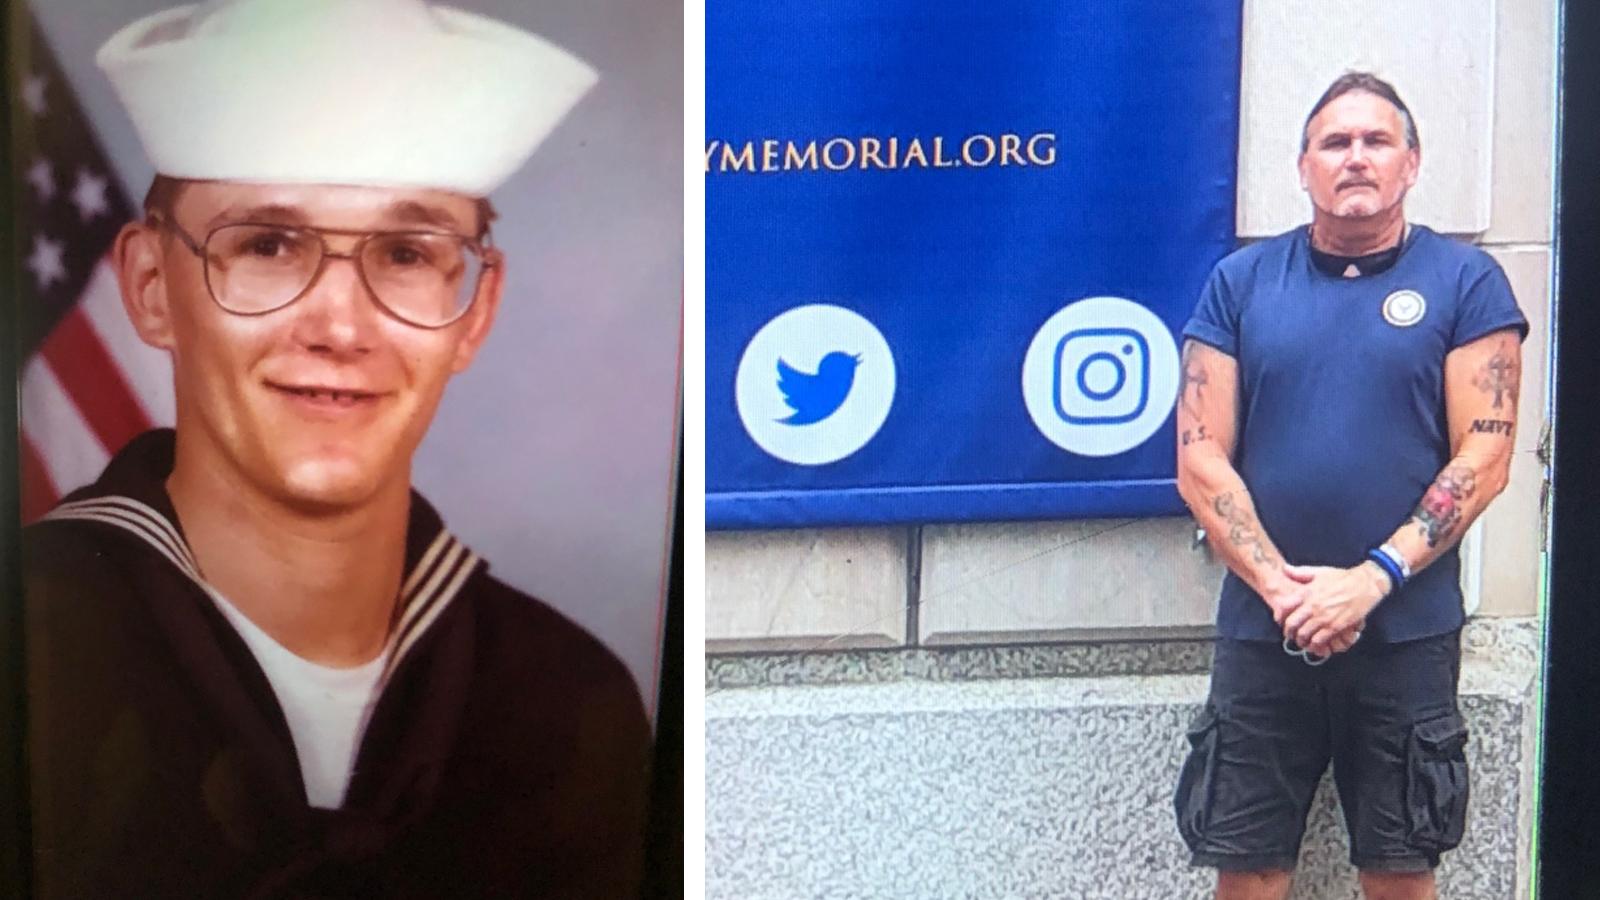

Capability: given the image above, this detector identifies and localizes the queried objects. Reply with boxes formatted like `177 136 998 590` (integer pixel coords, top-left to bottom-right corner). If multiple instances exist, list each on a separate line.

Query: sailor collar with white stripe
40 429 482 683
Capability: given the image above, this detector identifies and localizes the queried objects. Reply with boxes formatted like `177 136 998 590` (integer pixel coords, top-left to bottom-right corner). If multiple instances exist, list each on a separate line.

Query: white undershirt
208 593 387 809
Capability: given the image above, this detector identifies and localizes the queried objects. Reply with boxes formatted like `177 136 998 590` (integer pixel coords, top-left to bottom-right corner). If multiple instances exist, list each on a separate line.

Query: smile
266 381 384 407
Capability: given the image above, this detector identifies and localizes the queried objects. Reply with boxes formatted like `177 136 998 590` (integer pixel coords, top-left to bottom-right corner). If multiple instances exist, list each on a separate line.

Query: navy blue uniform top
1183 225 1527 643
24 430 652 898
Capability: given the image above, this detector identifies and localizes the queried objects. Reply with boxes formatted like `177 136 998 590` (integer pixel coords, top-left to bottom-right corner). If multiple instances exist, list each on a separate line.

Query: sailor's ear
449 248 504 374
114 220 178 351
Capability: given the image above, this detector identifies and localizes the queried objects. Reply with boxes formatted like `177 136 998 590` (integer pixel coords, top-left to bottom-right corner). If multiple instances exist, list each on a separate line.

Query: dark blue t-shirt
1183 225 1528 643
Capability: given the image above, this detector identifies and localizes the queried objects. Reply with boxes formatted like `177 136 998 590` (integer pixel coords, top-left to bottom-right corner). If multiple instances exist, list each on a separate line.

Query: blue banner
707 2 1244 529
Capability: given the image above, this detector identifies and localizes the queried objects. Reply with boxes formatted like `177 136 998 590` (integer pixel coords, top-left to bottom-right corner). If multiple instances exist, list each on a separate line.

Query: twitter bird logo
776 351 861 425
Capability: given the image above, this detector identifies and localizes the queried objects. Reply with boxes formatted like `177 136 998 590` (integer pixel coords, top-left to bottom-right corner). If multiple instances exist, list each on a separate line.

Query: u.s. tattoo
1412 465 1478 547
1181 424 1212 446
1212 491 1279 567
1473 343 1520 411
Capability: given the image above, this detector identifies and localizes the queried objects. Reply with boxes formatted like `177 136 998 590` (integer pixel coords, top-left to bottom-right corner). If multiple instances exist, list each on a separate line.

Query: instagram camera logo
1051 327 1150 425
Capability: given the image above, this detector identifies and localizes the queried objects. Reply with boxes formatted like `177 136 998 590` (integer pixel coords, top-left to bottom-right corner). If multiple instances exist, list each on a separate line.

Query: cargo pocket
1405 711 1470 854
1174 703 1221 853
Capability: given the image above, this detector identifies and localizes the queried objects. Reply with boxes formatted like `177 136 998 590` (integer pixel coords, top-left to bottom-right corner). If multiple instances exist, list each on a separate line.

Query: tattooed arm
1389 327 1521 567
1284 327 1522 652
1176 340 1319 629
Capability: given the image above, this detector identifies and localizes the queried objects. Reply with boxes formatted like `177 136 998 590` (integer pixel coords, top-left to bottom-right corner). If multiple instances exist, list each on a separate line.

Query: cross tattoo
1481 354 1514 409
1180 346 1208 419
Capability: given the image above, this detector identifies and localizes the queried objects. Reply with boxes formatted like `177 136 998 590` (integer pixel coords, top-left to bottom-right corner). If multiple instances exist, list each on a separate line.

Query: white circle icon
735 304 896 466
1382 290 1426 327
1020 296 1181 457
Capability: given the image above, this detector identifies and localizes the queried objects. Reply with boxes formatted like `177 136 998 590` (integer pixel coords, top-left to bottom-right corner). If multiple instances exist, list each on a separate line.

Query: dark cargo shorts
1173 629 1468 873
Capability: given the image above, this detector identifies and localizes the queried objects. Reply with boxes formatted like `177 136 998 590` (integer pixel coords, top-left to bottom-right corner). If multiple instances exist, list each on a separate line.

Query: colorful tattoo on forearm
1412 465 1478 548
1212 491 1279 567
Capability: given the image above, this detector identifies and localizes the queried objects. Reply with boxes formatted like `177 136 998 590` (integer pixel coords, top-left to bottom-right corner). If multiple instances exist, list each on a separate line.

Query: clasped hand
1264 562 1387 658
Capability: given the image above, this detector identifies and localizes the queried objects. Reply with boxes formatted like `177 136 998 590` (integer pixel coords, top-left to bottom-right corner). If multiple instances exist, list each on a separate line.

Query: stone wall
707 620 1540 900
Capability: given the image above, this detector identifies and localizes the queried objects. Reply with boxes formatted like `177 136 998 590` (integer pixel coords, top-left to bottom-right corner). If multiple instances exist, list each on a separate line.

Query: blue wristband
1365 548 1403 593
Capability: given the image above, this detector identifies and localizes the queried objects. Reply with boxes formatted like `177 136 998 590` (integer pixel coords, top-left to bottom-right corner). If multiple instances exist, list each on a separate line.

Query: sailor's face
1298 91 1420 221
133 181 500 511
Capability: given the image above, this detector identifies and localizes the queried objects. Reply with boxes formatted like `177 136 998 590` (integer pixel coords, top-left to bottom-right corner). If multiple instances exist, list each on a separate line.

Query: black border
1 0 33 896
1538 0 1600 895
644 448 684 899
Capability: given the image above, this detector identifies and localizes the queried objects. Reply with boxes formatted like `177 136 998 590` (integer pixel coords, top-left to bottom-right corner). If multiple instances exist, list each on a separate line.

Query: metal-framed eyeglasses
148 215 500 329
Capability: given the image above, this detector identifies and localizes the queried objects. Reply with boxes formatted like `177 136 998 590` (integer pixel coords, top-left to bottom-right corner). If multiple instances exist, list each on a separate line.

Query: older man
1172 72 1526 900
22 2 649 897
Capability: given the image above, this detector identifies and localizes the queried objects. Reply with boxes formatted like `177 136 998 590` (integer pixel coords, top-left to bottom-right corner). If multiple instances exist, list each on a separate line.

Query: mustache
1337 178 1379 190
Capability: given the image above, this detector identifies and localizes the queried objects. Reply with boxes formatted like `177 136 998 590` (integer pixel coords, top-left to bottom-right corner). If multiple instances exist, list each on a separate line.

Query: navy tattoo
1469 418 1514 436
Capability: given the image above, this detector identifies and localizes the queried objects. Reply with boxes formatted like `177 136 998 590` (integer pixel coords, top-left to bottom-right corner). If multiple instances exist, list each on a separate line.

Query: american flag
17 12 174 522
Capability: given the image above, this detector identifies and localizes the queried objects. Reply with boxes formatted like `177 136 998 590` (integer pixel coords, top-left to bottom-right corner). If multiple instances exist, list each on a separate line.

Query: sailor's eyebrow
205 203 310 230
383 200 467 232
198 199 470 234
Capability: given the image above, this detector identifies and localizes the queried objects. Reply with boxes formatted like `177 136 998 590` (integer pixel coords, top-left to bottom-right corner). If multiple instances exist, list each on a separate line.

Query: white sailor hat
97 0 598 196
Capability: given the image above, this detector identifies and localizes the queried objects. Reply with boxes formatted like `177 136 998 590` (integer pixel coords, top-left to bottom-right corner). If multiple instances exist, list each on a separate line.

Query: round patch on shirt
1381 290 1427 327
